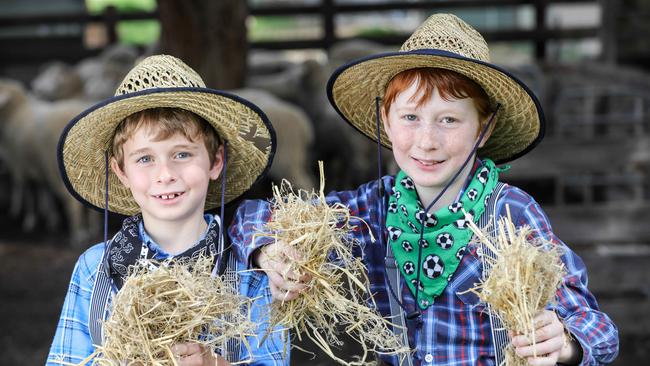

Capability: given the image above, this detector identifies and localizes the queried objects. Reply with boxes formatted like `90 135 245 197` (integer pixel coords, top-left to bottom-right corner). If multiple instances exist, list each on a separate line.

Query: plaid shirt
230 176 619 366
47 215 289 366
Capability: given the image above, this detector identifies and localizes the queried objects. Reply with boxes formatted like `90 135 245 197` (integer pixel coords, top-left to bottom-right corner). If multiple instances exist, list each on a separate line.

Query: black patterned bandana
106 214 220 289
385 159 502 309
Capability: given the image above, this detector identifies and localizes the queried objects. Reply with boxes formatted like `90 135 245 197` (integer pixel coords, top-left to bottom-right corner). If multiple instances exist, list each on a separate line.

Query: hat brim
58 87 276 216
327 49 545 164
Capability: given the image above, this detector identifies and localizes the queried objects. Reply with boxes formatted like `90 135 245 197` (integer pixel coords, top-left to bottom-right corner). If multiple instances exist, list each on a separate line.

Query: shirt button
424 353 433 363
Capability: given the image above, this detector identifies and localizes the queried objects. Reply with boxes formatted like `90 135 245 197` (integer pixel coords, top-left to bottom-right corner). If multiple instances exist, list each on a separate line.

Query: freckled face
383 81 487 199
111 127 223 226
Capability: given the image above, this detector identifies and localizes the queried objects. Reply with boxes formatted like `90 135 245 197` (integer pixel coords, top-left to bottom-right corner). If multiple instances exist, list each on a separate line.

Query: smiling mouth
414 158 444 166
154 192 185 200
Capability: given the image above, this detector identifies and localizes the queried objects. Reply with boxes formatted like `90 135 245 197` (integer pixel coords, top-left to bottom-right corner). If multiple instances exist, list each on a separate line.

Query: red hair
381 68 492 127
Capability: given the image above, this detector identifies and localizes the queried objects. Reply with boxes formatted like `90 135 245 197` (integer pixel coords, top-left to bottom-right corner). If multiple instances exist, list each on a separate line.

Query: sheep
247 45 396 191
0 78 100 247
230 88 316 191
31 61 84 101
31 44 138 102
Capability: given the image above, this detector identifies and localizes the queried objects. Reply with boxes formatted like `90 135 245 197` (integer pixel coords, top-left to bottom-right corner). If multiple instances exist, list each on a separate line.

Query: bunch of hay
83 255 256 366
466 206 566 366
256 163 410 365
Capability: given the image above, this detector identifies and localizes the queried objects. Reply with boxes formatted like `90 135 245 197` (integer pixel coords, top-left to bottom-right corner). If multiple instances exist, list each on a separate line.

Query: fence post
534 0 547 60
600 0 618 64
103 5 118 45
323 0 335 50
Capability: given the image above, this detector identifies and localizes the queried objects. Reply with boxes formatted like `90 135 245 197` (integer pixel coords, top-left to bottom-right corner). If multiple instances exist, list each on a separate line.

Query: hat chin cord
218 141 228 253
375 97 500 325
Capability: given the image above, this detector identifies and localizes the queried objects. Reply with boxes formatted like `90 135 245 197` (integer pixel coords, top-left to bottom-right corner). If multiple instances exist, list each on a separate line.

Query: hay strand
465 206 566 366
255 162 411 365
86 255 256 365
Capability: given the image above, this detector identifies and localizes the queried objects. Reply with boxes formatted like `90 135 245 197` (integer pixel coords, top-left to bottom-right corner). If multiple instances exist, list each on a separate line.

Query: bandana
385 159 501 309
106 214 220 289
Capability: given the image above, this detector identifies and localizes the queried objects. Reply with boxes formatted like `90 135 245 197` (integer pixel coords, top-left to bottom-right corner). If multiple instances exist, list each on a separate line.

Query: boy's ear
477 117 497 148
110 157 130 188
209 145 225 180
381 107 394 143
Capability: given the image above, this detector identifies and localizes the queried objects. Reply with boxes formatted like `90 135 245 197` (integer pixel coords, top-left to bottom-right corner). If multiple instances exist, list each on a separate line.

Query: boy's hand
510 310 582 366
171 343 230 366
254 241 311 301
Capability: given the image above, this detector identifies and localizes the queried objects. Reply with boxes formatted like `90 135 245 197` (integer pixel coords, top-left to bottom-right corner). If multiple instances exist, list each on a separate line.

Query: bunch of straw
256 163 410 366
84 255 255 366
466 207 566 366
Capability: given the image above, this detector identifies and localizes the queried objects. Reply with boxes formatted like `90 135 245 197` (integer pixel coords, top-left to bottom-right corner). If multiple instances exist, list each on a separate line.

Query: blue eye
403 114 417 121
441 116 457 124
136 155 152 163
175 152 192 159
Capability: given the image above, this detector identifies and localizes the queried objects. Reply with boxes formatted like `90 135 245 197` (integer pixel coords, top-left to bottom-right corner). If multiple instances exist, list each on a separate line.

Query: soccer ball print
401 240 414 252
422 254 444 279
387 226 402 241
403 261 415 275
435 232 454 249
415 210 437 227
448 202 463 213
400 176 415 190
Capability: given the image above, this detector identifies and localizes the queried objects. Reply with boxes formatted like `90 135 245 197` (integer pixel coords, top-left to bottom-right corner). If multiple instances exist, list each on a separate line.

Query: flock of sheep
0 41 394 247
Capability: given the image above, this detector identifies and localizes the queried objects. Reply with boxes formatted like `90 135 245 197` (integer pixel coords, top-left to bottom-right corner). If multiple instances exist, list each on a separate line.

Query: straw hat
327 13 545 163
58 55 275 216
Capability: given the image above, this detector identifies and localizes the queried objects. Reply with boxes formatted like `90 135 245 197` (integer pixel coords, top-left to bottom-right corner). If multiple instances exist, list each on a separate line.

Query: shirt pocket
451 252 485 310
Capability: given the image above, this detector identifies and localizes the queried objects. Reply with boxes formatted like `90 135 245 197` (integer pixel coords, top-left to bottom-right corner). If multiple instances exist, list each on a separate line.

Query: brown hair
381 68 493 128
111 107 222 169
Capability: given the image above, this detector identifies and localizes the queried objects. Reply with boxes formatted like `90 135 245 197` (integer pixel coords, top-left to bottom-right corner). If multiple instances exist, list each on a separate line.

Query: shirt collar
138 214 215 259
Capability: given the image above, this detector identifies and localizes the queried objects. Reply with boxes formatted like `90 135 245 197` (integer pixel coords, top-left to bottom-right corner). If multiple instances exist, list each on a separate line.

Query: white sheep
0 78 100 247
31 44 138 102
231 88 316 191
31 61 84 101
246 49 396 190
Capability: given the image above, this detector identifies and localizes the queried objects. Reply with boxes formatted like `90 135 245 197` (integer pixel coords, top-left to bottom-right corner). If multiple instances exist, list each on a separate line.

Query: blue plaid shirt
47 215 289 365
230 176 619 366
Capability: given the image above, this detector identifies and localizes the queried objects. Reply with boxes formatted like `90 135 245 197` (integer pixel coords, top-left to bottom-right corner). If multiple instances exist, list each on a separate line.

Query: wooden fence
0 0 604 65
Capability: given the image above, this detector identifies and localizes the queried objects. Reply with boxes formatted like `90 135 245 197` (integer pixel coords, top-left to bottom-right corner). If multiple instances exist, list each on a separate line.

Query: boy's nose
156 162 177 183
416 125 440 150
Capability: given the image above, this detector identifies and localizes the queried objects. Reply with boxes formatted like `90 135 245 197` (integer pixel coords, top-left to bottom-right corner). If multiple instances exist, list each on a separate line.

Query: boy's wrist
558 329 583 365
251 248 262 268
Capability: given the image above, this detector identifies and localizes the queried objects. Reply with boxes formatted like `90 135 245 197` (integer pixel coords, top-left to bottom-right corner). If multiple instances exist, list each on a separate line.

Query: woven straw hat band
400 13 490 62
116 55 205 95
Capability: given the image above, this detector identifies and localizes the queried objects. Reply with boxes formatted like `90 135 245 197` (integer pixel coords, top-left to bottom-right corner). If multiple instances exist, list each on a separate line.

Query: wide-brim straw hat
58 55 275 216
327 13 545 163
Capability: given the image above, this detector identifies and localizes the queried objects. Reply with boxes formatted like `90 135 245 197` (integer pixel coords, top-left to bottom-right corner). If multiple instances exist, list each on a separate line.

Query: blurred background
0 0 648 364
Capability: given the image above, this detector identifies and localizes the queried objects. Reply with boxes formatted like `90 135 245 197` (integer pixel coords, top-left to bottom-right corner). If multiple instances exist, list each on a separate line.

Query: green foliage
86 0 158 45
86 0 156 13
355 27 399 38
248 16 298 41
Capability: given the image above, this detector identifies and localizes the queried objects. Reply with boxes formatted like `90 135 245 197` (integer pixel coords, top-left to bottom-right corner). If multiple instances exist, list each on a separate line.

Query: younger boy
230 14 619 365
47 55 287 365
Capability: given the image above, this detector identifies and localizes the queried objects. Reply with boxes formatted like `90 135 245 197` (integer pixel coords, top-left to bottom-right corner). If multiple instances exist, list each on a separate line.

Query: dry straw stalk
466 206 566 366
70 255 256 366
255 162 410 366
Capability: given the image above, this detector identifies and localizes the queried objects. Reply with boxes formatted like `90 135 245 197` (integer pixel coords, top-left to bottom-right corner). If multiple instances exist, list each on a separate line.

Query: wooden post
158 0 247 89
322 0 335 50
103 5 118 45
600 0 618 64
534 0 547 61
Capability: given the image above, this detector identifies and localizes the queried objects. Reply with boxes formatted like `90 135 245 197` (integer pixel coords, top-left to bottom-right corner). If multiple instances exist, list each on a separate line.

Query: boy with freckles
47 55 287 365
230 14 619 366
